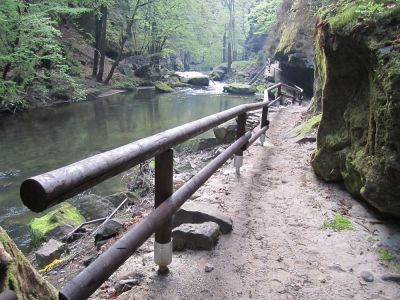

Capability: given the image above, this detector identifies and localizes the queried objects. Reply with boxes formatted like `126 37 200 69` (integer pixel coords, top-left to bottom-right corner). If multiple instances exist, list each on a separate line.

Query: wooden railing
20 82 303 300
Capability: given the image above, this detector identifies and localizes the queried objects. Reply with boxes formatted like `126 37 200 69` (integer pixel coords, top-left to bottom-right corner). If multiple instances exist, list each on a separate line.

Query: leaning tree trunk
97 5 108 82
0 226 57 299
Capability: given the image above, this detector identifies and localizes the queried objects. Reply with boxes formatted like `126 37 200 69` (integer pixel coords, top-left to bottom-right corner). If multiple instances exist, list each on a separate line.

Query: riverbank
39 104 400 299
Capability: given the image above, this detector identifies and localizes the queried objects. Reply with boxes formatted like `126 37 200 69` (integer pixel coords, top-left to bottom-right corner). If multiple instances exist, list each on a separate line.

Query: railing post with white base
154 149 173 274
234 113 247 175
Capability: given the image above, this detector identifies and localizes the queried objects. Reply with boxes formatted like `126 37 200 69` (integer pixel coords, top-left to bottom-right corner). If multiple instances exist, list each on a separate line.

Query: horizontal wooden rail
20 83 300 213
19 82 303 300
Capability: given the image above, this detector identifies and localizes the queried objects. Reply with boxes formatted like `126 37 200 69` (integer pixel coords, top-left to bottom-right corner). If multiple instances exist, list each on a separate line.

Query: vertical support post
234 113 247 174
154 149 173 274
260 106 269 146
278 85 283 105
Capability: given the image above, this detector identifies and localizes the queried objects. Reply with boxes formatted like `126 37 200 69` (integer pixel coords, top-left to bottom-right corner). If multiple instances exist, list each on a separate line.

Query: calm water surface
0 83 256 251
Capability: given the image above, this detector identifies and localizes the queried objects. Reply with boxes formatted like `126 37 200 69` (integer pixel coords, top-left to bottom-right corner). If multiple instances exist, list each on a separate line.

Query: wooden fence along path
7 83 303 300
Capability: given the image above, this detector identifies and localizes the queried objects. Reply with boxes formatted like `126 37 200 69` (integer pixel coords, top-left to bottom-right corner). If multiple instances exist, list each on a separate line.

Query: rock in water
172 222 220 251
35 239 66 268
173 201 233 234
360 271 374 283
154 81 175 93
187 75 209 86
223 83 256 95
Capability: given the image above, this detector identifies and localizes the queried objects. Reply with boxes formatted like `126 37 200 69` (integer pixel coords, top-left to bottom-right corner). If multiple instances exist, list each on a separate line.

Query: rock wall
265 0 333 96
311 2 400 216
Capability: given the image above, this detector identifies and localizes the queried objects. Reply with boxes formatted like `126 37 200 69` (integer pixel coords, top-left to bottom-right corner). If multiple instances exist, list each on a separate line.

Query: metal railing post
278 85 283 105
260 107 269 146
154 149 173 274
234 113 247 174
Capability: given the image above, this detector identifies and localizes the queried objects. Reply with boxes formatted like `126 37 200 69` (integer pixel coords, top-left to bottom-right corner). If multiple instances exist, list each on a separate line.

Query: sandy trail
106 105 400 300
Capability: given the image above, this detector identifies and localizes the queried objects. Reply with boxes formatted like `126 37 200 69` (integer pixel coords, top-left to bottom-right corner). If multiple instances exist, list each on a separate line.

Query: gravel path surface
97 105 400 300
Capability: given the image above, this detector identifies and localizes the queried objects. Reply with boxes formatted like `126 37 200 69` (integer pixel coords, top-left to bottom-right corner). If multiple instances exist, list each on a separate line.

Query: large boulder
213 120 237 143
223 83 256 95
71 194 115 221
29 203 85 246
187 75 209 86
311 4 400 216
210 66 228 81
134 64 151 78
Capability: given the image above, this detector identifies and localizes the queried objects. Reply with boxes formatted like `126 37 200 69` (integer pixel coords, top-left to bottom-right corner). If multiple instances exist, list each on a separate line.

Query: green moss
292 114 322 138
276 22 297 55
154 81 175 93
0 226 58 299
29 203 85 246
328 2 359 31
377 249 395 261
322 215 352 231
223 83 256 95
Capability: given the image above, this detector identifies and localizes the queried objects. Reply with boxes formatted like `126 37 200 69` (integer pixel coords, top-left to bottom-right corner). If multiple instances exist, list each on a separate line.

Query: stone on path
360 271 374 282
35 239 66 267
172 222 220 251
173 201 233 234
205 263 214 273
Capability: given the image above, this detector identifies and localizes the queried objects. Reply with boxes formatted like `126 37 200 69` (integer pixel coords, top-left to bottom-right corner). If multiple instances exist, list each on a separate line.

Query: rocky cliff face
265 0 333 96
311 1 400 217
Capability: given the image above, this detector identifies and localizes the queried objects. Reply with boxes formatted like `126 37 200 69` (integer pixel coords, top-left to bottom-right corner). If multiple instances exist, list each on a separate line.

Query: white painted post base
234 155 243 175
154 241 172 271
260 133 266 146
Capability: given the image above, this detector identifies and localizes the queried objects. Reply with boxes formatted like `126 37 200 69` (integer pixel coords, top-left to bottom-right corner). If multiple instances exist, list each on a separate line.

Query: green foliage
248 0 283 35
356 1 384 17
322 215 352 231
0 0 90 111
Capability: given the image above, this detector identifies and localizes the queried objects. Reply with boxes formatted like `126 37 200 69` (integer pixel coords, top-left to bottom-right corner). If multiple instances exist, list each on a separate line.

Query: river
0 80 257 252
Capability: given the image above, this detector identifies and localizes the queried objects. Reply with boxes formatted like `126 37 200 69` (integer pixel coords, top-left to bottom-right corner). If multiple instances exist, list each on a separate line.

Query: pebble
205 263 214 273
360 271 374 282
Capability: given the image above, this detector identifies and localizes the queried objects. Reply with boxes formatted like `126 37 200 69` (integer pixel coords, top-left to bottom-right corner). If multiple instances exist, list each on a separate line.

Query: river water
0 81 257 251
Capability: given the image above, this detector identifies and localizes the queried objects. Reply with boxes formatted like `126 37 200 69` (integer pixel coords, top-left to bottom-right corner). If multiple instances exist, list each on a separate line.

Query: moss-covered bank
312 1 400 216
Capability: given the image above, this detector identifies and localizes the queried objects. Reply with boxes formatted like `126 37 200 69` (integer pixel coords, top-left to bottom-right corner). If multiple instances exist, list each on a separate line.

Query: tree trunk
93 17 102 77
0 227 57 300
227 42 232 74
222 25 227 63
2 63 11 80
96 5 108 82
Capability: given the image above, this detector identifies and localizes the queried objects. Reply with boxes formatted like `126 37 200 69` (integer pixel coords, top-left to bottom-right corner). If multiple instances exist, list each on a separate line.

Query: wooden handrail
19 82 303 300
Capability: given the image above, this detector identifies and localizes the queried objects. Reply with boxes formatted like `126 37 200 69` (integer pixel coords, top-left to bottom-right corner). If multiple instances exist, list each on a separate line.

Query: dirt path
104 105 400 300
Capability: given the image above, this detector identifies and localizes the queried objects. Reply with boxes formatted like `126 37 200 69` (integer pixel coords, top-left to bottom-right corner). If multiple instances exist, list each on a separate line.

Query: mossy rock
291 114 322 138
0 226 58 299
187 75 209 86
223 83 256 95
29 203 85 246
312 4 400 216
154 81 175 93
